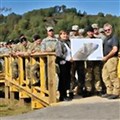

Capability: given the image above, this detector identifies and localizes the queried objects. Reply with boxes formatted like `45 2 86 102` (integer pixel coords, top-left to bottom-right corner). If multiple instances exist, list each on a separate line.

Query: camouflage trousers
28 62 59 88
70 61 85 95
102 57 120 95
30 62 40 85
26 62 31 80
0 59 4 71
11 59 19 79
85 61 103 92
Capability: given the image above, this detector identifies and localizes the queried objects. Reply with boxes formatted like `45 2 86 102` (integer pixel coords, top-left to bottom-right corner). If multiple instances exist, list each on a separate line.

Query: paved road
1 96 120 120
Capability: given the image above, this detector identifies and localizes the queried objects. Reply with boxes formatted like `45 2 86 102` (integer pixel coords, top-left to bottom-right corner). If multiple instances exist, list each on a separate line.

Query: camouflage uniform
85 25 103 96
0 46 13 72
11 42 28 79
85 61 103 94
70 35 85 96
28 42 41 53
102 34 120 96
41 36 58 52
28 42 41 86
14 43 28 52
41 36 58 89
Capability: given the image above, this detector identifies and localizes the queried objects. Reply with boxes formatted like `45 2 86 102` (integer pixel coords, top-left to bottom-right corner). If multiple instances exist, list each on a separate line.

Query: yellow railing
118 52 120 79
1 53 57 109
1 53 120 109
0 55 5 83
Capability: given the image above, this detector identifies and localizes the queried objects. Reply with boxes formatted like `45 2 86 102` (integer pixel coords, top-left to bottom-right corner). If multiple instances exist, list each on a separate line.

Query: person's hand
16 52 26 56
118 52 120 58
102 56 108 61
70 57 74 62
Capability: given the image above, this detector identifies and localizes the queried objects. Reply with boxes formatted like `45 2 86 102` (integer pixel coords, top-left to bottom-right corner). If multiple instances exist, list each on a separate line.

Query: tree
83 11 87 16
18 19 29 30
0 14 4 23
61 5 66 12
98 12 104 17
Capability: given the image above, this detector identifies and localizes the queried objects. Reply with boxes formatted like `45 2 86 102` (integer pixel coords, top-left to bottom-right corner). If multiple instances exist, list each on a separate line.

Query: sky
0 0 120 16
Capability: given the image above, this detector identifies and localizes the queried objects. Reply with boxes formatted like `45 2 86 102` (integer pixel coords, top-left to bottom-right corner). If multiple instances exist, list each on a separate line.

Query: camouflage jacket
28 42 41 53
41 37 58 52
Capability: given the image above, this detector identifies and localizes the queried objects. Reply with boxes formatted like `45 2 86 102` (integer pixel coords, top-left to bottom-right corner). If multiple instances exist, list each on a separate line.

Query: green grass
0 85 32 117
0 98 32 117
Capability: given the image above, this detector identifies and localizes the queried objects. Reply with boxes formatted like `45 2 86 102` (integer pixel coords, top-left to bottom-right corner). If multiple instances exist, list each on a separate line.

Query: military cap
99 28 104 33
72 25 79 31
14 38 20 44
85 25 94 32
79 28 85 34
33 34 41 41
92 23 98 29
20 37 27 43
46 26 54 32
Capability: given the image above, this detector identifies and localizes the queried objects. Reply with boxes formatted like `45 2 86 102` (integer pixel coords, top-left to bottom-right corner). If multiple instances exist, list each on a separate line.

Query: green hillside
0 5 120 42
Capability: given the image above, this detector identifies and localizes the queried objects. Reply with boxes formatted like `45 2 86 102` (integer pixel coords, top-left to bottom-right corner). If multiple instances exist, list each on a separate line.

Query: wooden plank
47 55 57 104
118 58 120 78
5 86 9 99
31 98 44 109
10 92 15 100
40 57 46 96
34 86 49 94
0 80 5 83
5 78 49 106
18 57 24 85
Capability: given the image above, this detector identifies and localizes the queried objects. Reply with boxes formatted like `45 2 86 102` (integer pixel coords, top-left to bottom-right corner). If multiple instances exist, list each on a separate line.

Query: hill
0 5 120 41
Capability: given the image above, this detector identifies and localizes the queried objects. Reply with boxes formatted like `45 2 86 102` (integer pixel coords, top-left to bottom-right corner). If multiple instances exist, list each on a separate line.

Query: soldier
28 34 42 54
41 26 58 52
28 34 42 86
11 37 28 80
41 26 59 89
70 25 86 97
0 40 14 72
92 24 107 93
85 25 103 96
92 23 106 41
78 28 85 38
13 37 28 54
102 23 120 99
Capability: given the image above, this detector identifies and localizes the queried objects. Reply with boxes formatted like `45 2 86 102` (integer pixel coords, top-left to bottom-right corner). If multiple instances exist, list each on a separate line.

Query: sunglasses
104 29 111 32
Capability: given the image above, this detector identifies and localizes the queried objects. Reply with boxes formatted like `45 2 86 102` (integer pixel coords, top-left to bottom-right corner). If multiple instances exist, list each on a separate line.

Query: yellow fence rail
0 53 57 109
0 55 5 83
1 54 120 109
118 58 120 79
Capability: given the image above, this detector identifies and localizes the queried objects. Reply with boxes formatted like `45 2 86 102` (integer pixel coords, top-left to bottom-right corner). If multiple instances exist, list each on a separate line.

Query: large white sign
71 38 103 61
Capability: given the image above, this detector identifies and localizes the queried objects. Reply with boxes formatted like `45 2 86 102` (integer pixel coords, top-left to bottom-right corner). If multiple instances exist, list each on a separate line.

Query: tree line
0 5 120 42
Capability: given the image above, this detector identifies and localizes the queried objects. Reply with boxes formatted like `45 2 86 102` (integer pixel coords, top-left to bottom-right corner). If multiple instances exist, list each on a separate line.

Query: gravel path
1 96 120 120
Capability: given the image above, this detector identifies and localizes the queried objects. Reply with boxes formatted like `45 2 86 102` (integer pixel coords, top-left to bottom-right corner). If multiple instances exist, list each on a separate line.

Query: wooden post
40 57 46 96
18 57 24 85
10 92 14 100
5 86 9 99
118 58 120 78
19 98 25 106
47 55 57 104
4 56 8 78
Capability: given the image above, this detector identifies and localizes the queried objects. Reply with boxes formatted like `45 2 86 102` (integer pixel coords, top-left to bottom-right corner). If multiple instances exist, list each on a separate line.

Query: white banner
71 38 103 61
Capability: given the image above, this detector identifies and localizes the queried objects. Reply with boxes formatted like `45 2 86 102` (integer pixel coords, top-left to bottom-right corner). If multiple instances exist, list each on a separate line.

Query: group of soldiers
0 23 120 101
